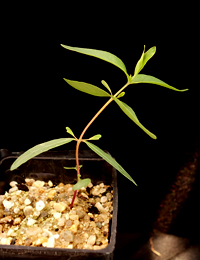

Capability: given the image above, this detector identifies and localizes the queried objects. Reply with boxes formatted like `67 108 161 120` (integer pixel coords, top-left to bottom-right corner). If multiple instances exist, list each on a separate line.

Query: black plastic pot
0 149 118 260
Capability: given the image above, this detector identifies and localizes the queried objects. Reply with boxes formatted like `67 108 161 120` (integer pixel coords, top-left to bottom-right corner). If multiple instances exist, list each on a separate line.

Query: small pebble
25 178 35 186
91 187 100 196
24 238 32 246
26 227 42 237
27 218 36 226
24 199 31 205
36 200 45 211
53 212 61 219
7 228 14 236
10 181 18 187
69 214 79 221
53 202 67 212
95 202 107 213
24 206 34 216
69 224 78 233
80 192 89 199
106 192 113 201
0 237 12 245
14 208 20 214
96 222 102 228
99 188 106 194
67 186 73 192
39 211 48 219
13 217 22 225
16 190 22 195
87 235 96 246
47 189 56 200
100 196 107 203
87 182 93 188
46 236 55 248
76 210 85 219
32 180 45 188
62 231 74 242
74 234 84 245
64 213 69 220
58 218 65 227
9 186 18 193
3 200 14 210
65 219 73 227
33 210 41 217
67 244 73 249
48 180 53 187
35 236 48 246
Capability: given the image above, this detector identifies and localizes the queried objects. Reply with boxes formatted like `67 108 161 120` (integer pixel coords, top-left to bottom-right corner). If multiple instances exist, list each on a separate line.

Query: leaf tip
10 165 15 171
150 133 157 139
88 134 102 141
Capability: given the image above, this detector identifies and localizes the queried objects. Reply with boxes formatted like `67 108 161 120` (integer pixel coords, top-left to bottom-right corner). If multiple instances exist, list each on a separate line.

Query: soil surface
0 179 113 249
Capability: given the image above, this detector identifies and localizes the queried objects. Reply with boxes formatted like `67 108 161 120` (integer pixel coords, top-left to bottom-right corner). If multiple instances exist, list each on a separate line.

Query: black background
1 3 199 237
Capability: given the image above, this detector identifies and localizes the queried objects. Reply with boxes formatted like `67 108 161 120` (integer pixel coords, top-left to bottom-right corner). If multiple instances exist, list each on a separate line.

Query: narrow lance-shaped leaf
66 127 76 138
131 74 189 92
134 46 156 76
101 80 112 94
64 165 83 170
10 138 75 171
84 141 137 185
112 96 157 139
64 78 110 97
61 44 130 80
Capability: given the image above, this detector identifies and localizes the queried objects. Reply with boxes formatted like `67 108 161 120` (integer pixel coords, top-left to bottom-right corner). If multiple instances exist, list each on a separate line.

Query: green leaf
117 91 125 98
84 141 137 185
87 134 102 141
73 178 91 190
66 127 76 138
101 80 112 94
112 96 157 139
131 74 189 91
64 78 110 97
61 44 130 80
64 165 83 170
10 138 75 171
134 46 156 76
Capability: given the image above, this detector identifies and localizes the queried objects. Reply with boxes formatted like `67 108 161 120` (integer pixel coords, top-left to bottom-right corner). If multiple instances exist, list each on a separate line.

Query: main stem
70 81 130 208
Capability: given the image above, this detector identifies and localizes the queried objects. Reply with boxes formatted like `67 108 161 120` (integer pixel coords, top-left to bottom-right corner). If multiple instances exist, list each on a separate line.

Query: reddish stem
70 190 77 209
70 141 81 209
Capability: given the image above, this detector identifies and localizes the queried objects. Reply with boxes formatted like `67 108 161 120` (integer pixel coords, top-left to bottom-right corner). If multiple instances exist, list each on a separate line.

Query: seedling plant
10 45 188 208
